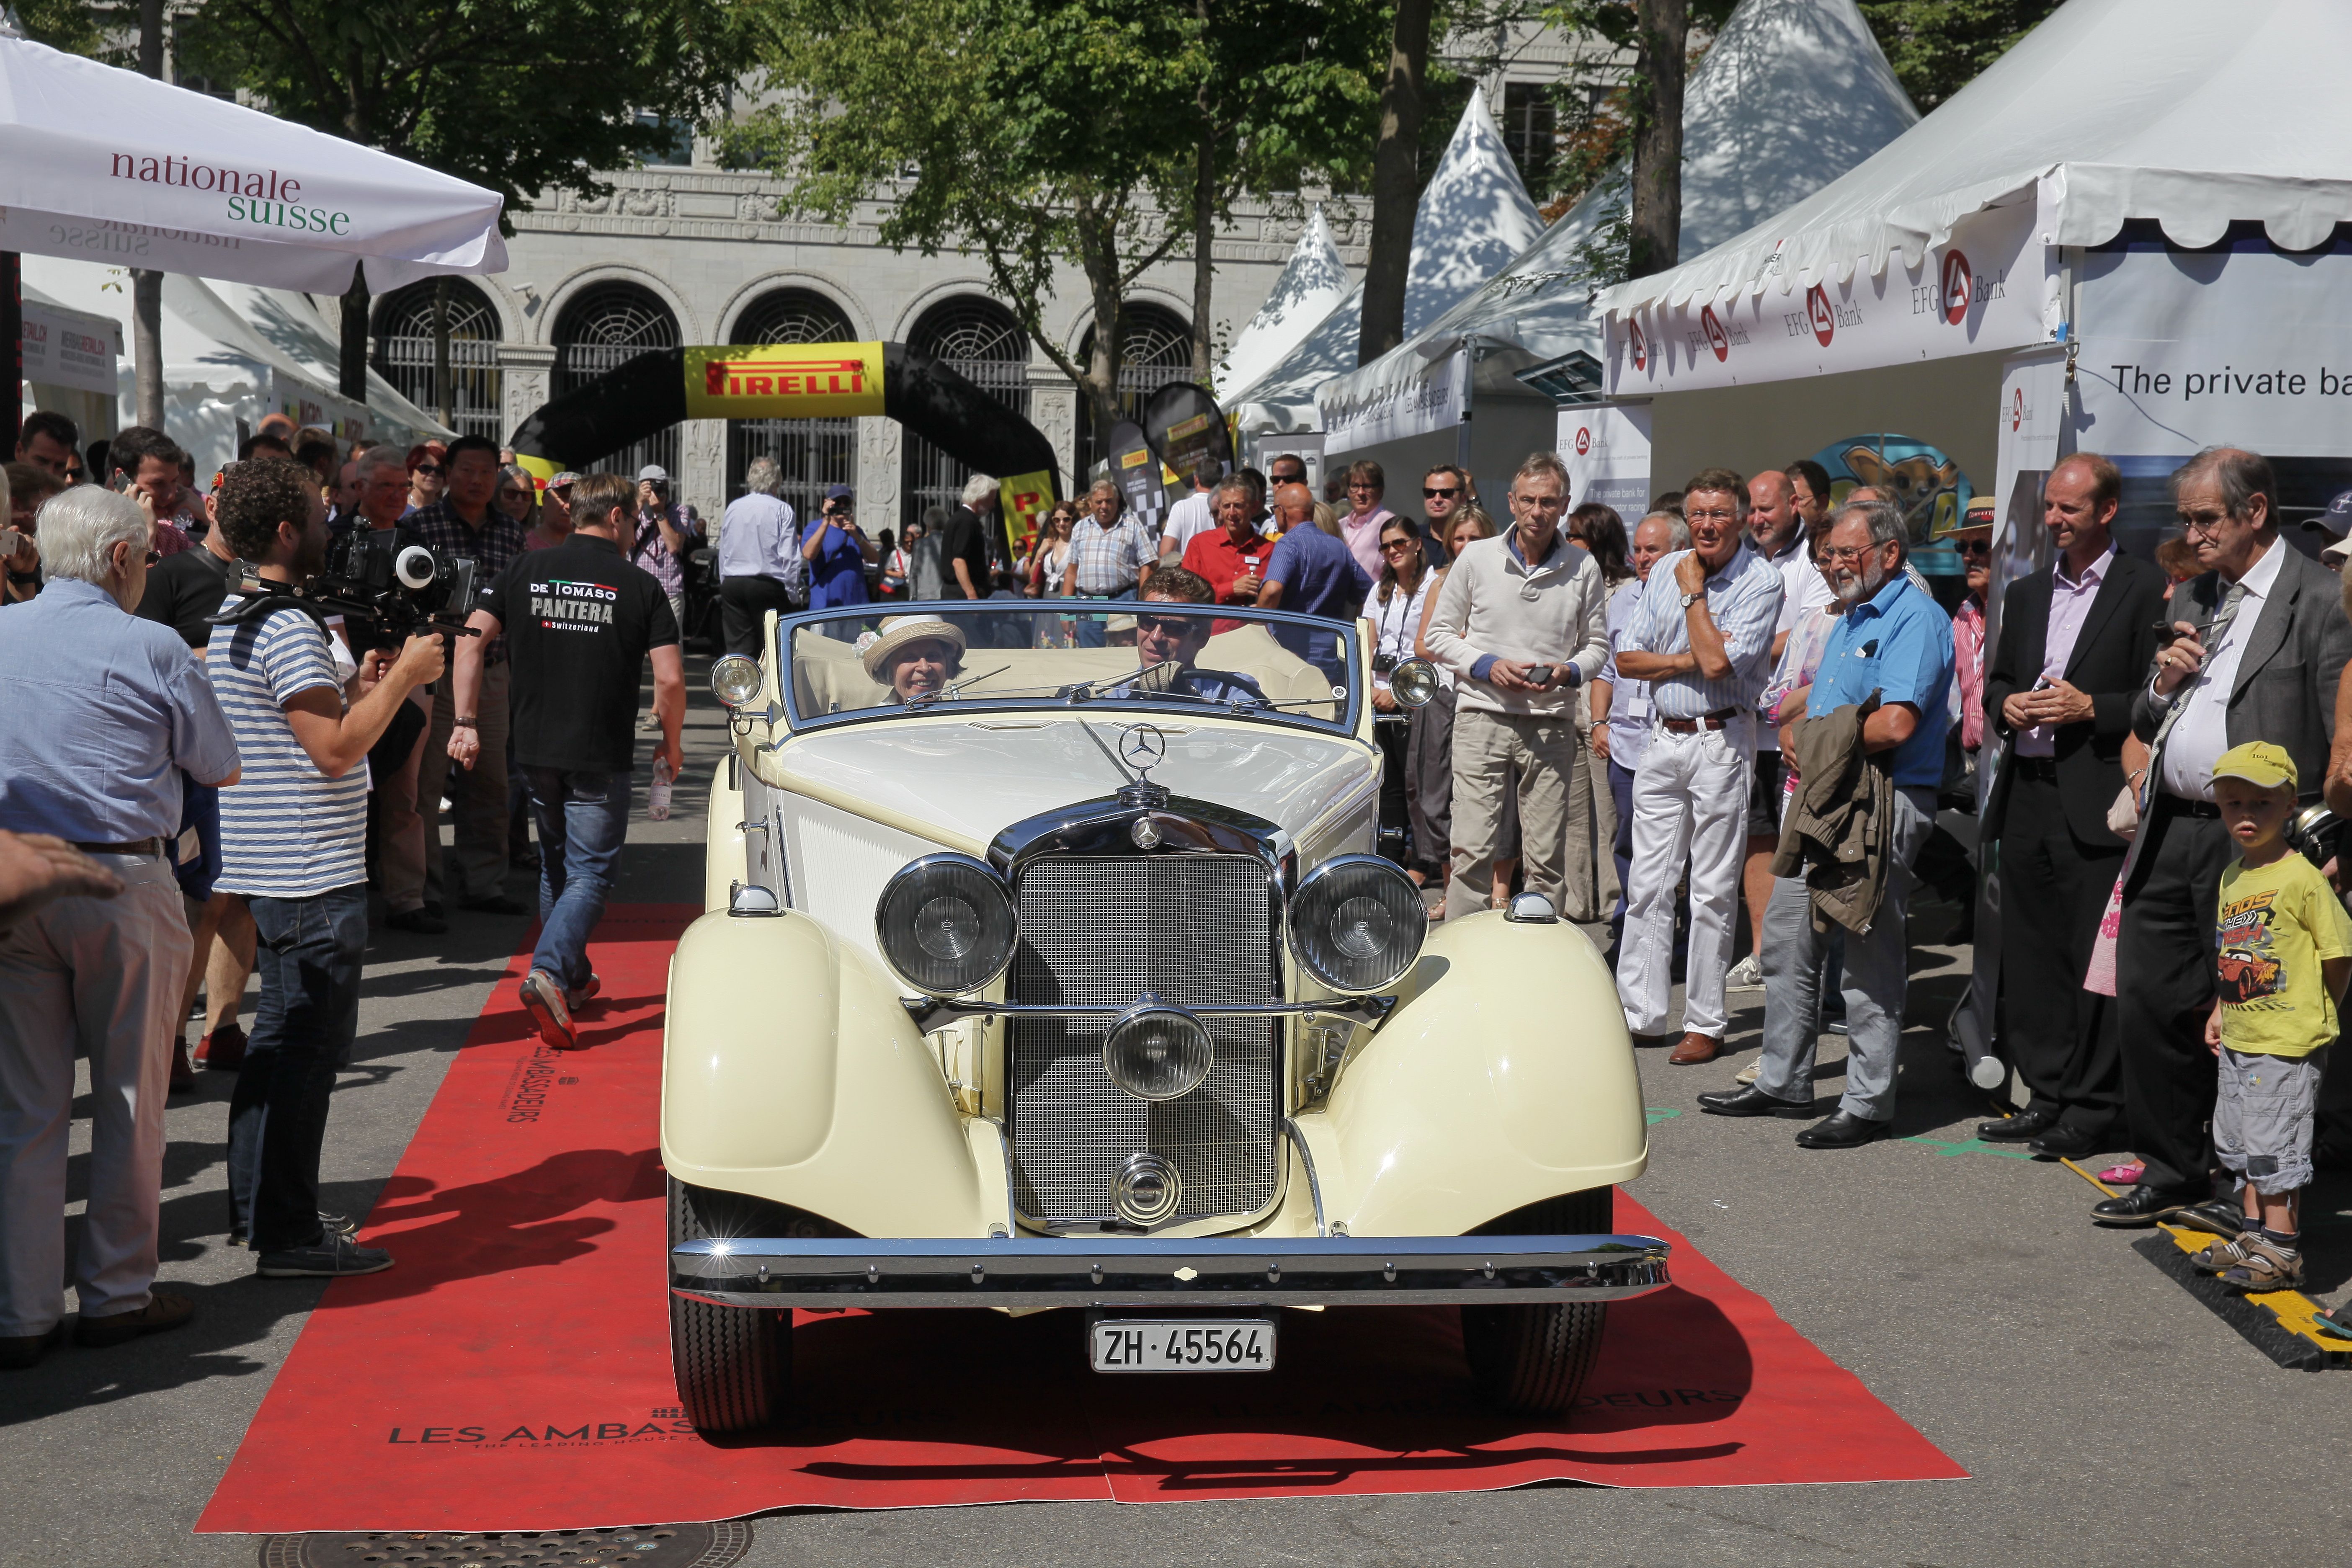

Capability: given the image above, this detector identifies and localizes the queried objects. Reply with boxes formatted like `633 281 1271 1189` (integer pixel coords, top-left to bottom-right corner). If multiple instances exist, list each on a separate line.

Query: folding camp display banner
1559 403 1653 519
1139 382 1233 488
509 341 1062 533
1106 418 1165 526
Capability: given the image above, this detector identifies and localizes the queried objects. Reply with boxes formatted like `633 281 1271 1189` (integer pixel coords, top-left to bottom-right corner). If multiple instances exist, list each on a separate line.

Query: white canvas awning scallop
0 35 505 292
1229 92 1545 435
1596 0 2352 324
1318 0 1917 442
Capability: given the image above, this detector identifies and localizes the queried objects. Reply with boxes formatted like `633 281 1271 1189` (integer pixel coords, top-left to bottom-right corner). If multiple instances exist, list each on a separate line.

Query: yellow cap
2212 740 2297 790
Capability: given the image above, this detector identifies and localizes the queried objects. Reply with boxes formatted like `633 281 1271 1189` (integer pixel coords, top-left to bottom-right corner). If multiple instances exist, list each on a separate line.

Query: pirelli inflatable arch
507 341 1062 537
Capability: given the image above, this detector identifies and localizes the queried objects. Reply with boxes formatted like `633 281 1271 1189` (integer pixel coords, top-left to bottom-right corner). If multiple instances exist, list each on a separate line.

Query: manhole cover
260 1522 753 1568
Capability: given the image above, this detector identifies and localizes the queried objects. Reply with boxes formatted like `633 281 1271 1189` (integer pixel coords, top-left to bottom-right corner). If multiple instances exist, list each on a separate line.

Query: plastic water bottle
648 756 675 822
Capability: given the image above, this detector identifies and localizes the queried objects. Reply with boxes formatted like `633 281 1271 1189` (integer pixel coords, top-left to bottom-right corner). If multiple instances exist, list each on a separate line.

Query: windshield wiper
903 663 1011 710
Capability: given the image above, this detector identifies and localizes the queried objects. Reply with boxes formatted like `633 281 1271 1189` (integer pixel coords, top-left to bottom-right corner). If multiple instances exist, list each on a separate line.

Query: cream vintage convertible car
663 600 1667 1431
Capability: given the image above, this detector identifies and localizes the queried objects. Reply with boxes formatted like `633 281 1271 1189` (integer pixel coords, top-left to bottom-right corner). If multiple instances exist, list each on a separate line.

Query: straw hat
859 614 968 679
1931 494 1997 542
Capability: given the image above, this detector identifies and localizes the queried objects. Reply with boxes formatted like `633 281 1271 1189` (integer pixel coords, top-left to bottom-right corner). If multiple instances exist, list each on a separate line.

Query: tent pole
3 251 19 454
132 0 166 433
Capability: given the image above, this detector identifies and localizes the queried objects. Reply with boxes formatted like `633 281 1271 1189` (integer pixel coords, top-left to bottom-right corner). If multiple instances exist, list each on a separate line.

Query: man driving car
1110 567 1268 705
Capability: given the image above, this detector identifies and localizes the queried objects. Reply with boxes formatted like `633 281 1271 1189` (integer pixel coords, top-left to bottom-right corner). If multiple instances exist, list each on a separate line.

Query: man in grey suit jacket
2094 449 2352 1226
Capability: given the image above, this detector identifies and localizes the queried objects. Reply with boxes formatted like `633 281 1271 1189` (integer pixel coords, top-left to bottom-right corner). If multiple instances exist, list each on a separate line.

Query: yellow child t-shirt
2215 852 2352 1058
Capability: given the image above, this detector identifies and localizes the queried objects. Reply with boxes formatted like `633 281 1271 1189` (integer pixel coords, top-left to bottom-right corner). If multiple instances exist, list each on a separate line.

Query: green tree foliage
1859 0 2062 111
730 0 1386 428
11 0 116 60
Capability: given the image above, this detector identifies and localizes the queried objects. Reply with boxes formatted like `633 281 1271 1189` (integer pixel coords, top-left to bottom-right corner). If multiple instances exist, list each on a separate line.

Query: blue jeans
1072 585 1135 648
229 884 368 1251
524 767 631 992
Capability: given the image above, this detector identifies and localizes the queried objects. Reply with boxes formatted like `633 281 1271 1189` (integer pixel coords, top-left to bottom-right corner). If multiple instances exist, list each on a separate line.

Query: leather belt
75 838 163 857
2161 794 2223 820
2011 755 2061 781
1658 708 1739 734
1074 587 1136 599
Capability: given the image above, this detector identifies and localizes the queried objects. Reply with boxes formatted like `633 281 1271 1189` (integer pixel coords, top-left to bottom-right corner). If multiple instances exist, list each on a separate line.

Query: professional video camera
211 532 480 640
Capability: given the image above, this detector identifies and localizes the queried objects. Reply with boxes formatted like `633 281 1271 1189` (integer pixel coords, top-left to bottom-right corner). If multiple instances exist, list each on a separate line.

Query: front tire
1460 1188 1612 1414
667 1176 792 1433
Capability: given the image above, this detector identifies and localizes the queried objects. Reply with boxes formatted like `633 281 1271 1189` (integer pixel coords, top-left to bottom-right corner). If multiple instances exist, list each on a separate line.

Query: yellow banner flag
999 469 1056 557
682 342 887 420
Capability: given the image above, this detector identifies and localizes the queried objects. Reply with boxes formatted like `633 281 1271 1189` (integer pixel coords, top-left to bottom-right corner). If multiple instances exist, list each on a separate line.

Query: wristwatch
453 717 479 729
1679 588 1705 609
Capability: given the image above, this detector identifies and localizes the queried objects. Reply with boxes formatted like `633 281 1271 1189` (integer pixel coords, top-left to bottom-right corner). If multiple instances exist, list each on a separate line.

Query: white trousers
1617 716 1754 1038
0 859 190 1334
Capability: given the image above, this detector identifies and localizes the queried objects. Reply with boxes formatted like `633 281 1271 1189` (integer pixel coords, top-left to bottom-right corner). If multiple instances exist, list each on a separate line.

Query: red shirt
1181 526 1272 634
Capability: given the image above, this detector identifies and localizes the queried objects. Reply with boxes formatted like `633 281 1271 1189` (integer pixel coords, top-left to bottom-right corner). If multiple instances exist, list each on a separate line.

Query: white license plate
1090 1318 1277 1373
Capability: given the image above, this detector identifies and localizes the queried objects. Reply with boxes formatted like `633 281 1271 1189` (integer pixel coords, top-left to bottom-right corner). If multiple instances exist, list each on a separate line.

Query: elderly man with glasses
1975 457 2168 1161
1611 468 1783 1066
0 486 241 1366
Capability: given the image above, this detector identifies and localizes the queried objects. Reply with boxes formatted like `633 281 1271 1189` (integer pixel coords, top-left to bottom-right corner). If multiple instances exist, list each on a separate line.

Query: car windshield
783 601 1362 733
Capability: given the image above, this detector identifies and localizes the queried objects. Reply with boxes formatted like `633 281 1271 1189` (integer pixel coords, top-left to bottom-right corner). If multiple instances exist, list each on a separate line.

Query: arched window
371 279 503 442
1073 304 1193 485
552 282 682 478
723 287 856 524
900 296 1029 535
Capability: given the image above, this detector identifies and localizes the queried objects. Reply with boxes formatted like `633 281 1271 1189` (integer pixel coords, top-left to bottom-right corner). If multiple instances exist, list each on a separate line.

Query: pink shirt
2015 547 2110 757
1340 505 1392 583
1952 596 1986 752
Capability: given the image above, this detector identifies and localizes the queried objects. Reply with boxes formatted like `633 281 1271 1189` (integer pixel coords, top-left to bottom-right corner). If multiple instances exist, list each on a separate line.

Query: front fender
660 910 998 1238
1306 910 1648 1236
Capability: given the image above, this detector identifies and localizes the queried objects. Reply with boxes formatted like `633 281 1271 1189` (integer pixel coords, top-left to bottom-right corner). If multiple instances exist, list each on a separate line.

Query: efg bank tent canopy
1317 0 1916 460
1227 93 1544 438
0 35 504 293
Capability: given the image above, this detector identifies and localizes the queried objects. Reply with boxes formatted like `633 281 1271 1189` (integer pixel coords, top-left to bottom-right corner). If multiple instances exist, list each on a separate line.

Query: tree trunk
1628 0 1687 280
339 265 370 403
133 0 166 431
1358 0 1431 366
1074 206 1127 460
433 276 453 428
1189 135 1217 384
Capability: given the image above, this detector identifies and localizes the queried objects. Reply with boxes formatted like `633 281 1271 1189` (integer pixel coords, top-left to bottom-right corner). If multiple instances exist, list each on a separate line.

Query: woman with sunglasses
1370 516 1437 890
403 442 447 515
494 467 538 531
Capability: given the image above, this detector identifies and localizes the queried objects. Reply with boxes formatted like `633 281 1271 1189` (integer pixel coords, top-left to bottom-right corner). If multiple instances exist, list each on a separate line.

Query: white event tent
1227 93 1545 448
1317 0 1916 504
3 33 501 454
23 255 452 472
1214 207 1349 403
1592 0 2352 571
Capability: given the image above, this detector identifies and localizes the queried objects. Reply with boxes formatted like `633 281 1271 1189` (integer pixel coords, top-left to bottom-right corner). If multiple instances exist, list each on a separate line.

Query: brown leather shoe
75 1290 194 1348
1667 1031 1723 1065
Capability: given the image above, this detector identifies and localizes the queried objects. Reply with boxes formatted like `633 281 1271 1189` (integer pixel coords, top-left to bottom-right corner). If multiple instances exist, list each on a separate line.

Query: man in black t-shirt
446 472 683 1049
941 473 1000 600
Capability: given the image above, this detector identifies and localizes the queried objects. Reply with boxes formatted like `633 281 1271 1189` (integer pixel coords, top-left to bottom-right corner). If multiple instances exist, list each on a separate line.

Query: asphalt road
8 665 2349 1568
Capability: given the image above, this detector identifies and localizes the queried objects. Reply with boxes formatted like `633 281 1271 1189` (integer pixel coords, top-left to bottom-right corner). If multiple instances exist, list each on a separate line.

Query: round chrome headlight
709 654 764 709
1288 854 1427 993
1388 657 1440 709
1102 997 1213 1102
874 854 1017 997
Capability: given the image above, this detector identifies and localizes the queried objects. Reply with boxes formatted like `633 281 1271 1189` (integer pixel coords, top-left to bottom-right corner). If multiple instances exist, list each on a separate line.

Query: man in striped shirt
209 459 445 1279
1612 467 1784 1065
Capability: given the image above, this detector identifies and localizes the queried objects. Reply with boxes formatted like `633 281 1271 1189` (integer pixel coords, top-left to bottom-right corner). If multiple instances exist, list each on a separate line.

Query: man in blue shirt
1701 498 1955 1147
717 455 804 657
0 485 240 1367
1259 482 1371 678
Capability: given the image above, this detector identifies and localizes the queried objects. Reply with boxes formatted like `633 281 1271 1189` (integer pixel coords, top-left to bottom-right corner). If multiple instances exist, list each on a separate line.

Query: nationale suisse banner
682 342 887 421
1603 192 2055 397
1320 346 1469 456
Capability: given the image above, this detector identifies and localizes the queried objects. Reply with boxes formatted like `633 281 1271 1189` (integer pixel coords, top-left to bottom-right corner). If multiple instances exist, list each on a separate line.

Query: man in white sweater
1422 451 1612 922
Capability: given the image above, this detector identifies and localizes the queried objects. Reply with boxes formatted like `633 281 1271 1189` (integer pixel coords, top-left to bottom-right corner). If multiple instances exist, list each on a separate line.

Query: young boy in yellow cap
2194 741 2352 1292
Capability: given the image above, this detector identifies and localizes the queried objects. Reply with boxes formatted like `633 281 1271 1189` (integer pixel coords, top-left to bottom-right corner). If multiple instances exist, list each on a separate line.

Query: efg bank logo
1628 320 1649 372
1573 426 1592 456
1940 250 1973 325
1701 306 1730 362
2010 386 2030 433
1805 285 1836 347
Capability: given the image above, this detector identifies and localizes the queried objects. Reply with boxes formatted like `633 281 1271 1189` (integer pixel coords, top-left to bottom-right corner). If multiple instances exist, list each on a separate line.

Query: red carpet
198 907 1963 1533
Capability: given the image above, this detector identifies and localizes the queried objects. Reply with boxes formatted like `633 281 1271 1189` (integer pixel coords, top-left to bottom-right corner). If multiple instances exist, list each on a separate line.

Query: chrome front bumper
670 1233 1671 1310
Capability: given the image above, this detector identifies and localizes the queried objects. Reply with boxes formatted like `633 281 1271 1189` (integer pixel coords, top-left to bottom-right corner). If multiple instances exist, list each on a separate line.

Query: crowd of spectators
8 397 2352 1368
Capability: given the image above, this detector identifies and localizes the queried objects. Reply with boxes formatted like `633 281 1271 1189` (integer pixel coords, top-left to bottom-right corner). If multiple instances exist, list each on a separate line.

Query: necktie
2147 578 2250 773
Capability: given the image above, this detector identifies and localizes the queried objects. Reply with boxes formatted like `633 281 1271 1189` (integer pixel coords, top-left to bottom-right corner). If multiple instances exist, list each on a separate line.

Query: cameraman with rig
207 459 445 1277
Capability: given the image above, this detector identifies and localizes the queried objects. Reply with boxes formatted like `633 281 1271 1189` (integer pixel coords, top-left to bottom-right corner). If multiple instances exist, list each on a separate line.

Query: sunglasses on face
497 487 525 501
1135 614 1199 637
413 462 443 476
1380 537 1419 554
1423 486 1459 499
1955 538 1991 558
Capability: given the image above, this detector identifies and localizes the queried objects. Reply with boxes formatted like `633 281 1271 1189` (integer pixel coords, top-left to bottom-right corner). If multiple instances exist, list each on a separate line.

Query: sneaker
255 1235 395 1278
1734 1058 1761 1085
2218 1234 2303 1294
567 971 602 1011
518 969 578 1050
319 1210 360 1238
75 1290 195 1346
1726 954 1764 990
169 1039 197 1094
193 1019 247 1073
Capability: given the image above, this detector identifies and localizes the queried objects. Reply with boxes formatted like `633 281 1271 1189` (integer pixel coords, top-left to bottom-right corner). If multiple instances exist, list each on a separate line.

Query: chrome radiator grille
1006 854 1278 1224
